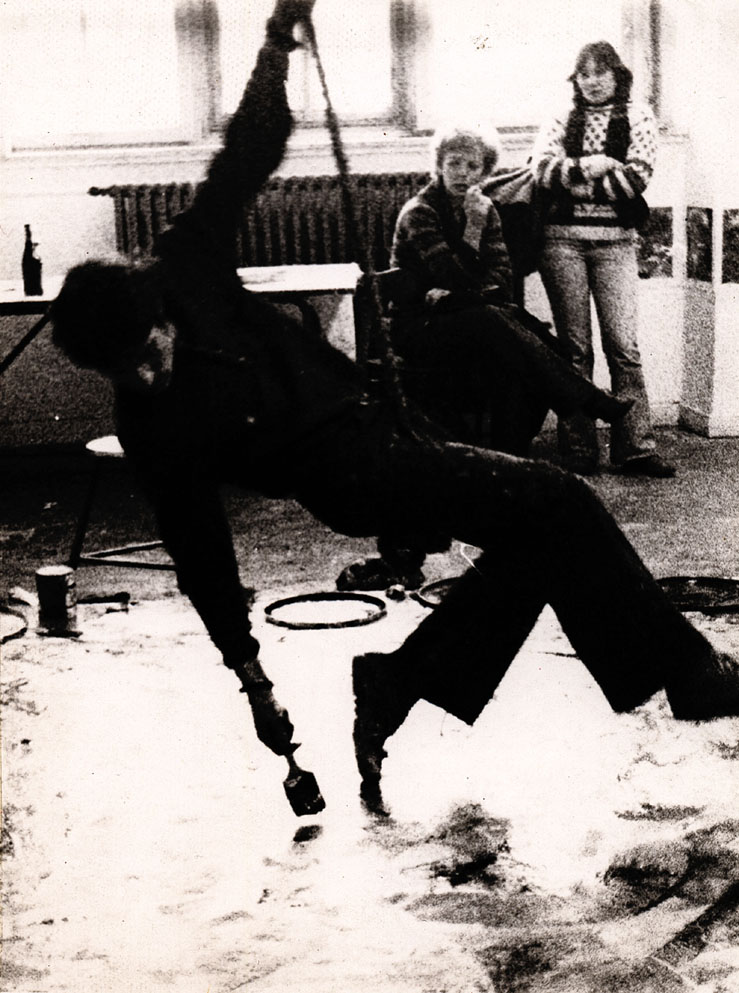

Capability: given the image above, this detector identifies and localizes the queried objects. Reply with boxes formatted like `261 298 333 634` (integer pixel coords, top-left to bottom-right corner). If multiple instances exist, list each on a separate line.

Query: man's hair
51 260 161 373
432 126 502 177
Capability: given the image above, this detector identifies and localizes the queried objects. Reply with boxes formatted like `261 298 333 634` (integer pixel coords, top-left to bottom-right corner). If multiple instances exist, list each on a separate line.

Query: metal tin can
35 565 78 635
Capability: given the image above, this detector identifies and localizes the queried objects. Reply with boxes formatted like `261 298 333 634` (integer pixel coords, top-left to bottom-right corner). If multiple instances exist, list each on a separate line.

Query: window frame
1 0 667 157
4 0 422 154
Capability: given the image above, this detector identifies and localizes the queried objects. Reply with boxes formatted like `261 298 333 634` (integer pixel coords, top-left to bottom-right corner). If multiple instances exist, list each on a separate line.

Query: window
3 0 187 148
218 0 395 125
1 0 665 152
418 0 624 133
1 0 405 151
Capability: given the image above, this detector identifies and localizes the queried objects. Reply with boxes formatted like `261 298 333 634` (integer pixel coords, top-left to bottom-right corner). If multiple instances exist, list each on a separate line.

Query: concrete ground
2 427 739 992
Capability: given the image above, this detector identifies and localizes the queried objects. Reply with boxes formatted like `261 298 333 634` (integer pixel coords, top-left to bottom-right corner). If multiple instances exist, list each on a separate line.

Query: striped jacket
390 178 514 313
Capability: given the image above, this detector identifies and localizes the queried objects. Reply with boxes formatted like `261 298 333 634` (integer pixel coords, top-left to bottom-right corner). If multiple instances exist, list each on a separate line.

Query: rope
302 15 433 441
300 18 366 273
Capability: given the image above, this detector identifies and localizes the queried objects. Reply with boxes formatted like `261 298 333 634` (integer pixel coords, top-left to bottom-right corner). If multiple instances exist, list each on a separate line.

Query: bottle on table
22 224 43 296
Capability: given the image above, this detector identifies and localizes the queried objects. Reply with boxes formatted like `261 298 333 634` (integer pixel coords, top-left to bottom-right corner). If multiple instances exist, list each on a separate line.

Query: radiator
89 173 431 272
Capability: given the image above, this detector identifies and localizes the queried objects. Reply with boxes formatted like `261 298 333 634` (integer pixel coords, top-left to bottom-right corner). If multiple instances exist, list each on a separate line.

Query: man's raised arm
167 0 316 261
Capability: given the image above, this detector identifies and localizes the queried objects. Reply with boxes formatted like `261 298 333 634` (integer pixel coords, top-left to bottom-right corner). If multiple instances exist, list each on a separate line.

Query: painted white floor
3 589 739 992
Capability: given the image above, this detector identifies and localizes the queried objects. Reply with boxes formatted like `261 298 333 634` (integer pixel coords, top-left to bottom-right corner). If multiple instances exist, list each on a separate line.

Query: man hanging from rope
51 0 739 817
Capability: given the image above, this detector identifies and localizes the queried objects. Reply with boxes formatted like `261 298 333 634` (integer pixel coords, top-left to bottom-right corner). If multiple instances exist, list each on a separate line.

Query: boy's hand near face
463 185 491 249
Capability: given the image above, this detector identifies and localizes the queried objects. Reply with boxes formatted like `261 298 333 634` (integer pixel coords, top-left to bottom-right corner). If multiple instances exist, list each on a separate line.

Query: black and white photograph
2 1 739 990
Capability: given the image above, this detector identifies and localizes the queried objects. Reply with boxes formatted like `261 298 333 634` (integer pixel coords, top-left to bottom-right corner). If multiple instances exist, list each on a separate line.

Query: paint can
35 565 79 636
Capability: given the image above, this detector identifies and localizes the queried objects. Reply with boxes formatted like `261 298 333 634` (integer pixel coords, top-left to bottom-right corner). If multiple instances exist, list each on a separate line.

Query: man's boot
665 649 739 720
352 652 416 816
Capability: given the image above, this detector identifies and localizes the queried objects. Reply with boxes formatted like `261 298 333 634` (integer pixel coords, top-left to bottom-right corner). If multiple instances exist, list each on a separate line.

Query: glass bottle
22 224 43 296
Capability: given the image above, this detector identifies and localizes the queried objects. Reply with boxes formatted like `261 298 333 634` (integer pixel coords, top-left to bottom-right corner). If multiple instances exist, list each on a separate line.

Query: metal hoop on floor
264 591 387 630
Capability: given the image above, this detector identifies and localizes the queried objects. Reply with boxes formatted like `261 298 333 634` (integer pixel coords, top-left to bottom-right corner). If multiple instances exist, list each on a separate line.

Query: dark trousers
291 405 712 722
396 302 591 456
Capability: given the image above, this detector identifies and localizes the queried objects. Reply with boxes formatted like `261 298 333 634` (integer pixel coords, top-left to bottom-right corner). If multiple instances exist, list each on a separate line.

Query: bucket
35 565 79 636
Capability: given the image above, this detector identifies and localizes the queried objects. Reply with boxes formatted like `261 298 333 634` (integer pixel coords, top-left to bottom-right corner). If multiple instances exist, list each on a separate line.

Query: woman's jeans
539 236 656 466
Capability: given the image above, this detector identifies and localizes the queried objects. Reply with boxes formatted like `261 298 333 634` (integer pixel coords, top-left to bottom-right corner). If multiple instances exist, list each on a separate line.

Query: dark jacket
389 177 514 322
115 33 367 664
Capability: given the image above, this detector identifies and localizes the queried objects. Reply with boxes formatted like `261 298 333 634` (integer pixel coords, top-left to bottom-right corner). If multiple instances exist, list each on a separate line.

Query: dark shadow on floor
3 427 738 603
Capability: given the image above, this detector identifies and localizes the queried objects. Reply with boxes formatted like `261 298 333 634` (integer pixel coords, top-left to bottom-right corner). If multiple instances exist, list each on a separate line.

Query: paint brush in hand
283 744 325 816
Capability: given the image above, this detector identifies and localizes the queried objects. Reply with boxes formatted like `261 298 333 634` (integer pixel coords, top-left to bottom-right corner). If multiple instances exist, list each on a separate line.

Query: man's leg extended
293 416 739 806
351 548 546 812
377 549 546 724
384 443 727 715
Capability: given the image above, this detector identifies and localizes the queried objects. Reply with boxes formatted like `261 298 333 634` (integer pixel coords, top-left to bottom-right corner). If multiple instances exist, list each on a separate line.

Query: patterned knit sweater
531 101 657 240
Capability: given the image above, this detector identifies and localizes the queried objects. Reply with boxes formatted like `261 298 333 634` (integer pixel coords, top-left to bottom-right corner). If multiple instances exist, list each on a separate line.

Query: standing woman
531 41 675 478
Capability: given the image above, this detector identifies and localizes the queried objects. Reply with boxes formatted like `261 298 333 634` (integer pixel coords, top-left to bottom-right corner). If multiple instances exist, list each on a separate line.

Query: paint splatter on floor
2 596 739 992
